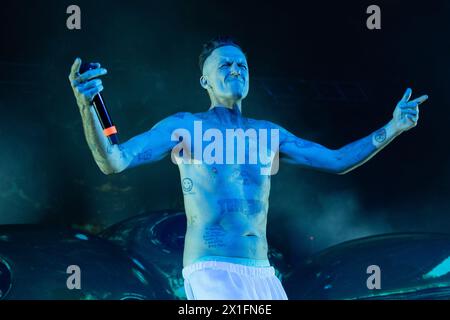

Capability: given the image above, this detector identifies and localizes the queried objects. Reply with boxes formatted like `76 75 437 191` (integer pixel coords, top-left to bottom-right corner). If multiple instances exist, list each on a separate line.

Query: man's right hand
68 57 108 110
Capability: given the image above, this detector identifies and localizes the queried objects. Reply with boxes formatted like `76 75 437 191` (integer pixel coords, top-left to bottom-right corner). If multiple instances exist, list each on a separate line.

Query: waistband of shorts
182 257 274 279
194 256 271 267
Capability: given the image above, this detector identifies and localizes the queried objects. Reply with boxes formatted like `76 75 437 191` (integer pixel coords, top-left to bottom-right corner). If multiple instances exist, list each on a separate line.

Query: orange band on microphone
103 126 117 137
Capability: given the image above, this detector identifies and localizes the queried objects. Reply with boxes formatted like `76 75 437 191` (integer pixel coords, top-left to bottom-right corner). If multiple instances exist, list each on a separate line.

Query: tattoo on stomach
217 199 264 216
202 226 226 248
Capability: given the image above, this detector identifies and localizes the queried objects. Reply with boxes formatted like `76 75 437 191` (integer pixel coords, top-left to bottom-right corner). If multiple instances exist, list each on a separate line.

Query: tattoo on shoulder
374 128 387 143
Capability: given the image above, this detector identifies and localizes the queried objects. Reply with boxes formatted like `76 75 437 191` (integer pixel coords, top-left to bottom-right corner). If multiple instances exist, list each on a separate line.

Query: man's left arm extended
278 88 428 174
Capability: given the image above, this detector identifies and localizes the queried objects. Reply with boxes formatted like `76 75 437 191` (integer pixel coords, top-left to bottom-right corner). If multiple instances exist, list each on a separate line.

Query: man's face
201 45 249 103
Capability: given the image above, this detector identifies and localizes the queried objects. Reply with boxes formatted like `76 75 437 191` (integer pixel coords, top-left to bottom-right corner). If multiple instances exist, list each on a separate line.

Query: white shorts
182 256 288 300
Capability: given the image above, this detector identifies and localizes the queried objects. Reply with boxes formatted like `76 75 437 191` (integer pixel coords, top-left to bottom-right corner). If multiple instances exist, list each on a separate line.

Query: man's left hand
392 88 428 133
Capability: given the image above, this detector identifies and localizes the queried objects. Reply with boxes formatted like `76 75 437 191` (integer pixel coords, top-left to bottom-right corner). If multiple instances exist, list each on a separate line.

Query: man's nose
229 63 240 76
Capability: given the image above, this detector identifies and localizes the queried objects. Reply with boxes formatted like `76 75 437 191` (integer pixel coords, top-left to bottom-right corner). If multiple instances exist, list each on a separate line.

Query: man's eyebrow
218 57 247 64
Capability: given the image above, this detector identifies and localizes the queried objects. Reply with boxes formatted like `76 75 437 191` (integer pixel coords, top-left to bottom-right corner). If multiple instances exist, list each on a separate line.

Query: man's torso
171 107 279 266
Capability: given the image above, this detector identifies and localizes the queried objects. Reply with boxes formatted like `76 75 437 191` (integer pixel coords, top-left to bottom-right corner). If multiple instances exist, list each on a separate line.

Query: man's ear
200 75 209 90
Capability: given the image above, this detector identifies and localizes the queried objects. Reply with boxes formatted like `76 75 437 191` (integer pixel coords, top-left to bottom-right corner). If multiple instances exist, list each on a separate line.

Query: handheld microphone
80 62 119 145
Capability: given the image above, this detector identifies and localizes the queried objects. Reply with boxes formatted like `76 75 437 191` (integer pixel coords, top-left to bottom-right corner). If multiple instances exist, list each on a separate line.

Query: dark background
0 0 448 263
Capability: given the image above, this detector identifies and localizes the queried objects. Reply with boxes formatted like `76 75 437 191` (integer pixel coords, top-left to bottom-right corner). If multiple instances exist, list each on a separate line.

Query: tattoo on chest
374 128 387 143
217 199 264 216
187 214 198 226
182 178 194 193
203 226 226 248
208 166 218 180
231 170 251 185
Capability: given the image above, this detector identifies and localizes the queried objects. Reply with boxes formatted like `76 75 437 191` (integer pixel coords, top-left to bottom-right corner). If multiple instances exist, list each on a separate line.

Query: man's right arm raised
69 58 185 175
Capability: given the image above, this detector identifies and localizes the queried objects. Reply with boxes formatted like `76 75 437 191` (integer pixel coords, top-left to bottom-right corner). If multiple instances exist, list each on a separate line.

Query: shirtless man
68 36 428 300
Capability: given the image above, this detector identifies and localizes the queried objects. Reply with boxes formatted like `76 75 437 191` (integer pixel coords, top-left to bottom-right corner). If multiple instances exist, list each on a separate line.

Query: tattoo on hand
374 128 387 143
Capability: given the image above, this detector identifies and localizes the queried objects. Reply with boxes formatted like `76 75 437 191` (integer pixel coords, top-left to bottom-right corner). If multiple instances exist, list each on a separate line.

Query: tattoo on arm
336 126 391 173
294 139 315 148
281 137 314 166
137 149 153 161
284 136 315 149
80 107 115 171
338 134 375 162
106 144 125 160
374 128 387 143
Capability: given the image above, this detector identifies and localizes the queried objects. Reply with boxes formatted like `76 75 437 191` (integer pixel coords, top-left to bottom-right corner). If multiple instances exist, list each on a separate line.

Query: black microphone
80 62 119 145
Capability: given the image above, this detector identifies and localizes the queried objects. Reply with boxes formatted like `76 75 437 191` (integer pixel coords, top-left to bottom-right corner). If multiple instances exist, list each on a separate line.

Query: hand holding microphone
68 57 119 144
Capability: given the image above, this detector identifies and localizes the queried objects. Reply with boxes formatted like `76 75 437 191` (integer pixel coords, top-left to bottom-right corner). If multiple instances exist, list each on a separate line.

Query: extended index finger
410 94 429 105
